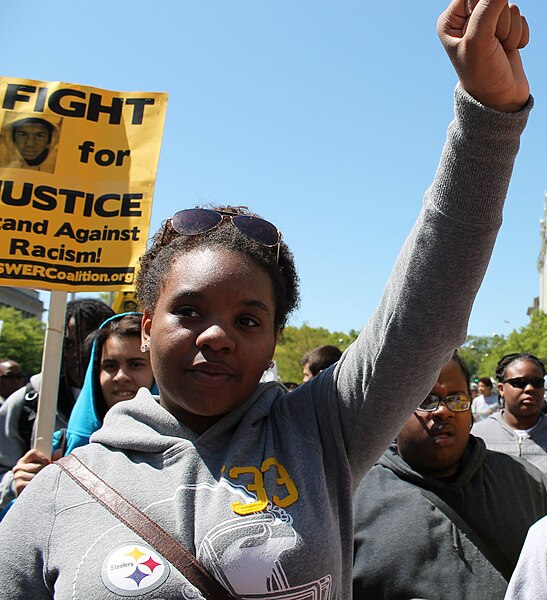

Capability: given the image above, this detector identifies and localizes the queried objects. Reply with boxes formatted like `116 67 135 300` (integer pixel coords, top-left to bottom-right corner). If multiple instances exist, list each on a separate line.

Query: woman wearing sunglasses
472 353 547 473
0 2 533 598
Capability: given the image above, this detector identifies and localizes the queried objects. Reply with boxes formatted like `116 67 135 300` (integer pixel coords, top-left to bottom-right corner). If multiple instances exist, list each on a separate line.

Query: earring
268 361 275 370
140 343 149 353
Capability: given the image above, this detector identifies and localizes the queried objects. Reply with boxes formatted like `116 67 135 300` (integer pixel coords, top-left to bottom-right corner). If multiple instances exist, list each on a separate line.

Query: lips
188 362 235 386
520 396 539 408
112 389 137 399
429 424 456 445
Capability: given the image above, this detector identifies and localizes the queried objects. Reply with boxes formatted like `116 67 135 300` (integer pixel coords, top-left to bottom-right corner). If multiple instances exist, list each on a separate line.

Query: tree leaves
0 306 45 377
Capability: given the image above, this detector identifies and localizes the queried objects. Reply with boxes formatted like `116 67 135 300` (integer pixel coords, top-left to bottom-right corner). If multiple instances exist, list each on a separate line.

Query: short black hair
12 117 54 143
477 376 493 390
496 353 546 382
452 350 471 395
136 205 300 333
301 345 342 376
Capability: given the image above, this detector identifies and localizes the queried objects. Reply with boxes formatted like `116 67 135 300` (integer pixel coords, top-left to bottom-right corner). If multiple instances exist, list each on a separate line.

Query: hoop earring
140 343 149 353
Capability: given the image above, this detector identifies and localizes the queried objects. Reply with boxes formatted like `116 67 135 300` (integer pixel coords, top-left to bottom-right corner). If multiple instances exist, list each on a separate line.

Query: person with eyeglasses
0 2 535 598
0 359 25 407
472 353 547 473
353 352 547 600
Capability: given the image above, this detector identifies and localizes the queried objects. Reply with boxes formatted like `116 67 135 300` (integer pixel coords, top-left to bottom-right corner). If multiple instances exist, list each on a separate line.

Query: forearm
336 86 532 480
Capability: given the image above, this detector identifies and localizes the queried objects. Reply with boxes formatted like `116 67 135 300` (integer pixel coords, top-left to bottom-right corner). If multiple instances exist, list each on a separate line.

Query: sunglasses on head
417 392 471 413
162 208 282 262
503 377 545 389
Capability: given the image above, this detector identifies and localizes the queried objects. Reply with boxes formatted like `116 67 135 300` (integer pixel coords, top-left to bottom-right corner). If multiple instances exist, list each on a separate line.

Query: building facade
0 286 44 320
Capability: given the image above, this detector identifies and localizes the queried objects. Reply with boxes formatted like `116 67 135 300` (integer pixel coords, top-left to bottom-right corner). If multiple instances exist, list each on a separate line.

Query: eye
128 359 148 369
237 316 260 328
176 306 201 319
101 361 118 374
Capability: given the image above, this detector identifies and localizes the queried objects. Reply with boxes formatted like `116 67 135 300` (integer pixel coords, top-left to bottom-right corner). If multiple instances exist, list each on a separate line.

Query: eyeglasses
503 377 545 389
417 393 471 413
162 208 282 262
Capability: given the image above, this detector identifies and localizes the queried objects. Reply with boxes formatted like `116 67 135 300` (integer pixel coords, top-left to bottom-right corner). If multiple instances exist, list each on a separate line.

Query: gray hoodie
472 411 547 474
0 87 532 599
353 438 547 599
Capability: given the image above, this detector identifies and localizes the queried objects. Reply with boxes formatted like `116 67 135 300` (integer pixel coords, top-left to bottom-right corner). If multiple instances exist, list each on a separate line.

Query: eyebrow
171 291 271 314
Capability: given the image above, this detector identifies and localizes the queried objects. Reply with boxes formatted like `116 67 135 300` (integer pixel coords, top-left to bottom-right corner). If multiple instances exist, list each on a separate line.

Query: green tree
459 334 507 380
274 323 358 382
459 311 547 381
502 310 547 363
0 306 45 378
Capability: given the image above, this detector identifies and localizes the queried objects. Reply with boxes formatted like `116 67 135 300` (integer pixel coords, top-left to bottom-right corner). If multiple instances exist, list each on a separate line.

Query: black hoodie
353 436 547 600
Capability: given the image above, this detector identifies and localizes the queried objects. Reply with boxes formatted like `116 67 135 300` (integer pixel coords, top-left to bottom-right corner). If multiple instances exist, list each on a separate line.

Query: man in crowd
300 345 342 382
353 353 547 599
0 359 24 406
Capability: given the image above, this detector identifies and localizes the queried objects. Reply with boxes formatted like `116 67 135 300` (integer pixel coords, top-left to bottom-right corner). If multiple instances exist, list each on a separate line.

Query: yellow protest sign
0 77 167 291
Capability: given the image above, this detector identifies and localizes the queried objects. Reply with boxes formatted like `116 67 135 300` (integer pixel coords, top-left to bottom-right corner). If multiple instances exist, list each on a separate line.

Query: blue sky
4 1 546 337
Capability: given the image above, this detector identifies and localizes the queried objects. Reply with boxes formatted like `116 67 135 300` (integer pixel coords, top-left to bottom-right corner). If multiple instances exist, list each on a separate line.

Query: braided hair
495 353 546 383
57 299 114 419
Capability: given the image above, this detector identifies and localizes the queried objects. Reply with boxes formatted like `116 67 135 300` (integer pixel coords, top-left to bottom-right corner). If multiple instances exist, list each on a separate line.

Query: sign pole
33 290 67 455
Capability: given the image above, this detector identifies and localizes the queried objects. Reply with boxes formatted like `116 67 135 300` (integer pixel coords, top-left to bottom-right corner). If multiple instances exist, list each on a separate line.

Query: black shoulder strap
418 487 514 581
18 382 39 449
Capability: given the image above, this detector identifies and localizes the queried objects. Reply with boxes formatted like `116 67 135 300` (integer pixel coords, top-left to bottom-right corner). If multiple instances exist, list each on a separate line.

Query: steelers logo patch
101 542 170 596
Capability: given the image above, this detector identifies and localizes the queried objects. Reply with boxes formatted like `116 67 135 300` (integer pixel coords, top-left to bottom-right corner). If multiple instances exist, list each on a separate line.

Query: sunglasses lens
171 209 222 236
232 215 279 246
507 377 545 388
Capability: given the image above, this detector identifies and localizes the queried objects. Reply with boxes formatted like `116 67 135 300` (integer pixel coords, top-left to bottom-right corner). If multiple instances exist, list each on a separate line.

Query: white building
0 286 44 320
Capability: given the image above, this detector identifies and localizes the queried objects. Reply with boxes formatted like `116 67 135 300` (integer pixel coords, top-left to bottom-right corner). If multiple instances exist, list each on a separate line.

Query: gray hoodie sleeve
0 465 60 598
0 386 30 507
314 85 532 482
504 515 547 600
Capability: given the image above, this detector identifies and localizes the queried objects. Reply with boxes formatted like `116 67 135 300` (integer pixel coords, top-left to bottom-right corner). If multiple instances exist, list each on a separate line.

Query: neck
502 409 541 431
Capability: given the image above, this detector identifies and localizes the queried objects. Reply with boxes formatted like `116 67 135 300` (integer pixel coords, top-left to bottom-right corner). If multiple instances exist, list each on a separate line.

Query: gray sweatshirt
0 87 532 599
472 411 547 474
504 514 547 600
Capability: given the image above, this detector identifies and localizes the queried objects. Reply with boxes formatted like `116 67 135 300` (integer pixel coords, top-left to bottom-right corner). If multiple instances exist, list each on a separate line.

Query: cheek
397 417 430 454
136 368 155 389
99 371 111 389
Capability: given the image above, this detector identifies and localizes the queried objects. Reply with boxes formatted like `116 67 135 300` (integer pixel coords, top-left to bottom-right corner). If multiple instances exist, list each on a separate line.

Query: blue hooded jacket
53 312 155 455
0 312 154 522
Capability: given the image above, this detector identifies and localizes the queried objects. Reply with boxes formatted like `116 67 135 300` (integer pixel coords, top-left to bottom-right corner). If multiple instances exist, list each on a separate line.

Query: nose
430 400 454 418
523 382 541 395
196 323 236 352
112 367 131 382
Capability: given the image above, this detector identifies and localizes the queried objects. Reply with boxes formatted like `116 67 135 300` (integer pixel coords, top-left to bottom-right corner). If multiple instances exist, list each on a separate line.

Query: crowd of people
0 0 545 598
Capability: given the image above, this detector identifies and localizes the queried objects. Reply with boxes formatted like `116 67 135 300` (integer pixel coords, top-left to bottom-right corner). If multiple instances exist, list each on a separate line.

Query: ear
497 382 504 398
142 310 152 345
